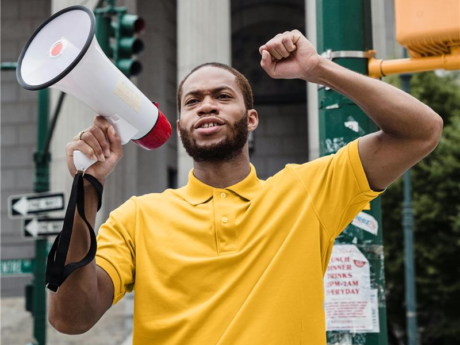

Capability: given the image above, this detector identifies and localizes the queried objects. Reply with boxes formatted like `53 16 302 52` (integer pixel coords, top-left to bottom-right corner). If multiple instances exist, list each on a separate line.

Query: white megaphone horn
16 5 171 172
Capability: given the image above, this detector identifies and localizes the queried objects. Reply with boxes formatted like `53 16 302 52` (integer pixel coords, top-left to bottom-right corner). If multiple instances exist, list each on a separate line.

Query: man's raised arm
259 30 443 191
49 116 123 334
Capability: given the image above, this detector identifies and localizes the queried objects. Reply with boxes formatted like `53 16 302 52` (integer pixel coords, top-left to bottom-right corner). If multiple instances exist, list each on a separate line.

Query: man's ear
176 119 181 139
247 109 259 132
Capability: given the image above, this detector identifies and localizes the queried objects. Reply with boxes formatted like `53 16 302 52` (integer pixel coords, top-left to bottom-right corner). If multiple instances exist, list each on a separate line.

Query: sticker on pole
352 212 378 235
324 244 380 332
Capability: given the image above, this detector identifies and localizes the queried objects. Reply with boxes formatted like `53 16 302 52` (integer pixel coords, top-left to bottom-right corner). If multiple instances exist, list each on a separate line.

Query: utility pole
28 88 51 345
400 49 417 345
316 1 388 344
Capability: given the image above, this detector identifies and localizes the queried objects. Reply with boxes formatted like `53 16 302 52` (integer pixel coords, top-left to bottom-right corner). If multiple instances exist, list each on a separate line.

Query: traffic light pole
316 1 388 344
31 88 51 345
400 67 418 345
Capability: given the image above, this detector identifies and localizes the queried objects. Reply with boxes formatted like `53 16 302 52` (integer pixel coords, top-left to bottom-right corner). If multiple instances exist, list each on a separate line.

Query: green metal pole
31 239 47 345
400 67 418 345
31 89 51 345
95 8 112 57
316 1 388 344
35 89 51 192
0 62 18 70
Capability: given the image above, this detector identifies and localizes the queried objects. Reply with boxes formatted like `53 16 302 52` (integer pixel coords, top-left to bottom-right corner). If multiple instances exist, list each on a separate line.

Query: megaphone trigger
106 114 139 145
73 150 98 173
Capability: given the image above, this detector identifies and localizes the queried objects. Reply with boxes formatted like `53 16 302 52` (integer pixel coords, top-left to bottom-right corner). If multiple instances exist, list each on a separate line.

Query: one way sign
8 192 65 219
23 218 64 238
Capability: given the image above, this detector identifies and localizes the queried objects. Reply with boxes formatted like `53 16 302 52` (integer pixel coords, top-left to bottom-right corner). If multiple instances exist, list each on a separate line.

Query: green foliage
382 71 460 344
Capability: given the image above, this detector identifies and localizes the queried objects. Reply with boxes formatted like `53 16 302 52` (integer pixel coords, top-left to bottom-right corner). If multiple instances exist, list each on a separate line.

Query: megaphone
16 5 171 171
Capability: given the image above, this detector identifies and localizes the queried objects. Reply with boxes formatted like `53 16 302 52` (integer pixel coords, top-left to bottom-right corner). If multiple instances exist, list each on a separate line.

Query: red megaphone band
133 102 172 150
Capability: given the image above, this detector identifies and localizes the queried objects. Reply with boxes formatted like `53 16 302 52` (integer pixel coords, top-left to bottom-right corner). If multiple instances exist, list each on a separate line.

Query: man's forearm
307 57 443 142
49 180 103 334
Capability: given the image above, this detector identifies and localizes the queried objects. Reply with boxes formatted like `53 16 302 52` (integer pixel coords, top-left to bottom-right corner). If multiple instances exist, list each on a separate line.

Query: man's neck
192 153 251 189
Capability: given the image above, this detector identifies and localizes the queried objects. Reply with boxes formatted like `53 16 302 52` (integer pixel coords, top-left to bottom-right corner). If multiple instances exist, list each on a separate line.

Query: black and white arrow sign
8 192 65 219
23 217 64 238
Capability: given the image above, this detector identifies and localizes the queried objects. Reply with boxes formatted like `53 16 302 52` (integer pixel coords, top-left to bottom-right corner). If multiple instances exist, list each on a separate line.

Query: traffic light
94 5 145 78
112 10 145 77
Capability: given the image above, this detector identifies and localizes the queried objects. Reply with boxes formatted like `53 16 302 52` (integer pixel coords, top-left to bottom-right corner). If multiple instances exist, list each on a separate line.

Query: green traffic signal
118 36 144 56
117 59 143 77
120 13 145 34
110 10 145 78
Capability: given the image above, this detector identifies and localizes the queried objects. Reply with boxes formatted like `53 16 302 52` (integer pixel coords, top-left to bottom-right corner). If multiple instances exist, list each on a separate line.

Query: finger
291 29 303 44
79 131 106 162
88 125 111 158
271 33 291 58
281 35 297 53
73 129 90 141
66 140 98 162
107 125 123 156
93 115 111 130
273 40 290 58
266 44 283 60
263 37 283 60
93 115 112 138
259 45 266 55
260 50 275 77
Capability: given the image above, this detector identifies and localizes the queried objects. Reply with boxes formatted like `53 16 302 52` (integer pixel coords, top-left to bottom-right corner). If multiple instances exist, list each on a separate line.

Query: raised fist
259 30 321 81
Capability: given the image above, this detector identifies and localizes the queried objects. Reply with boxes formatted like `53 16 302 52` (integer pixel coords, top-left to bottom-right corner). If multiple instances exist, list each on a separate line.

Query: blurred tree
382 71 460 345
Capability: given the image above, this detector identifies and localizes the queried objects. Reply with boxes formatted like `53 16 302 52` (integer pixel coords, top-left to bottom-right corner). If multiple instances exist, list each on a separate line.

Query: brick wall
1 0 52 297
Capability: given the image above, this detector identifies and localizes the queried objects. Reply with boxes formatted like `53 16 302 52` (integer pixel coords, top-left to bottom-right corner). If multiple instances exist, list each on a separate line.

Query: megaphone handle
73 150 98 172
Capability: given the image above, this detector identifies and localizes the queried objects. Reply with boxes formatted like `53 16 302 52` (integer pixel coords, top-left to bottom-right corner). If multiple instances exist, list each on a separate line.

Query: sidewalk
1 296 132 345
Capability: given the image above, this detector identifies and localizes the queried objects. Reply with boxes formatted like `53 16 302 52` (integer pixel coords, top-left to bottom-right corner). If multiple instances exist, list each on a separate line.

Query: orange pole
369 46 460 78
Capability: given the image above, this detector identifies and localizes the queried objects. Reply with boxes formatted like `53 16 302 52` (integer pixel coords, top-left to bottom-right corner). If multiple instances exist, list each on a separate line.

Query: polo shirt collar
183 163 262 205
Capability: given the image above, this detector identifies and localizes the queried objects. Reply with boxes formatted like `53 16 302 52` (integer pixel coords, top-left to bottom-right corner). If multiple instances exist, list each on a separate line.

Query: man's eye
218 94 231 99
186 99 197 105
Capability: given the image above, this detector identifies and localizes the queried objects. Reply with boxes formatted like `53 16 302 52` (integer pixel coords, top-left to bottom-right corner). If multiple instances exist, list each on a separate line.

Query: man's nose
197 97 219 116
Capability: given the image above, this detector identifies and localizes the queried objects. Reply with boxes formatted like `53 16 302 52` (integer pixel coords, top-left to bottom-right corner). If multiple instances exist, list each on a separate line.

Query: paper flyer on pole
324 244 379 332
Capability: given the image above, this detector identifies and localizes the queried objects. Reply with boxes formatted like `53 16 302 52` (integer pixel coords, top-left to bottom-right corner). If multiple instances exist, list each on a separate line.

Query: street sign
8 192 65 219
23 217 64 238
0 259 34 276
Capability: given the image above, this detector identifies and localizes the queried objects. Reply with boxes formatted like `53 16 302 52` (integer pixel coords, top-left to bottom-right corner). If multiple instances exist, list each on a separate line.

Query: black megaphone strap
46 173 103 292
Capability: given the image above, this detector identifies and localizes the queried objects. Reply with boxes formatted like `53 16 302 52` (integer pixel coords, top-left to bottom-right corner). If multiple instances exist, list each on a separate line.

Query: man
49 30 442 344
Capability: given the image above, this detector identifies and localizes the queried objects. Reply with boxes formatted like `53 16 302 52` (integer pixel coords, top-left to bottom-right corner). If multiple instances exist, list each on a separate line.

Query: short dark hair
177 62 254 114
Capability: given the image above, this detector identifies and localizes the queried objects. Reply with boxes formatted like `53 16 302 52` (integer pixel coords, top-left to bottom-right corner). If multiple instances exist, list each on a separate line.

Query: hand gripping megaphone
16 5 171 172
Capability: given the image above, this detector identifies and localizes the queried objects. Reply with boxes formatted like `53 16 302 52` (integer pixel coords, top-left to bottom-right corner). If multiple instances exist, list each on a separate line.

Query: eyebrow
183 86 236 100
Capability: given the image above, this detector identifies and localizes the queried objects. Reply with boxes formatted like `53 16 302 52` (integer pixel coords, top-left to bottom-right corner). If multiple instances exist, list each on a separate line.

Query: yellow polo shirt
96 139 383 345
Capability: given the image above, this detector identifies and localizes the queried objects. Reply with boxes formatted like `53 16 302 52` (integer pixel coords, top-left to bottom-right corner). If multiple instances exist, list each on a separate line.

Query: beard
179 113 249 163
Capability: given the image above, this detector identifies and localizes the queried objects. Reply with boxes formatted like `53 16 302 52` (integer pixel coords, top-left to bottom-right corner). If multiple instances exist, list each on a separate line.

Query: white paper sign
352 212 378 235
324 245 376 332
361 289 380 333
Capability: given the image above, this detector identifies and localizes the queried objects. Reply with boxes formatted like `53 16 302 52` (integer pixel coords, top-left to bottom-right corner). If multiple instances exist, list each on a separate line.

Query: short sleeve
287 139 384 239
96 197 137 305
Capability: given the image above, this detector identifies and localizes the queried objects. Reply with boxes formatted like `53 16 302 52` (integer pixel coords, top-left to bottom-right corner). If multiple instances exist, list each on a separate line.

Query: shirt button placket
214 190 236 254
